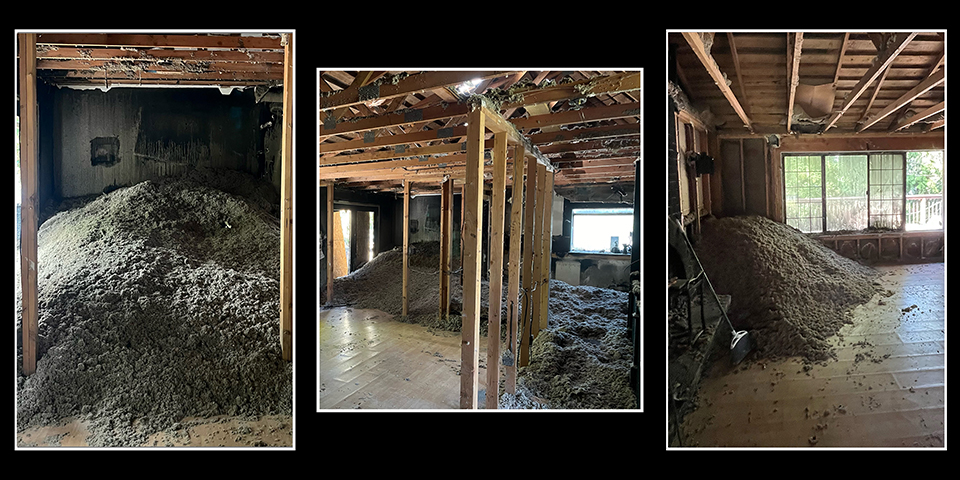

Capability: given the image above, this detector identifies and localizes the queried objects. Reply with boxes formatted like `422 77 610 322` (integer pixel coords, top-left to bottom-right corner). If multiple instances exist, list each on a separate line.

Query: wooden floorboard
319 307 491 409
676 262 945 448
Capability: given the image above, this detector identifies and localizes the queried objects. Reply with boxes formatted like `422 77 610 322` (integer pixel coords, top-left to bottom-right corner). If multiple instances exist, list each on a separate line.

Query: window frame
782 151 914 234
569 207 634 255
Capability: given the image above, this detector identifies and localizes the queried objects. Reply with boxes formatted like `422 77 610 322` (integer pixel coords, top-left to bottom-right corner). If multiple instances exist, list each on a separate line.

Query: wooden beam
858 63 892 124
681 32 754 133
539 171 554 333
278 33 294 362
858 68 944 132
326 184 334 305
823 32 917 132
36 46 284 63
833 33 851 86
485 132 509 409
460 107 485 409
320 126 468 154
510 102 641 132
887 51 945 130
786 33 803 133
518 145 539 368
320 142 467 165
320 101 472 138
320 71 517 110
402 180 410 318
36 33 283 50
891 101 945 132
530 163 547 339
504 143 525 395
726 33 750 117
18 33 39 376
498 71 641 111
439 179 453 319
526 123 640 145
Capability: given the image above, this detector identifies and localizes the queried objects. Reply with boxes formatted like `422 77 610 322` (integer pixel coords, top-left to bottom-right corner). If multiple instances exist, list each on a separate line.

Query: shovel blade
730 330 754 365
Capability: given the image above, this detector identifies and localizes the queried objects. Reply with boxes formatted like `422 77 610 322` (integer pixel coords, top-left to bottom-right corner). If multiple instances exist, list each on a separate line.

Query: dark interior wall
53 87 280 198
37 83 57 210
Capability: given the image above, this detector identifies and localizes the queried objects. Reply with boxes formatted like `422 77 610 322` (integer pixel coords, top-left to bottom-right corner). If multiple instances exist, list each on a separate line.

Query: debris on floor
510 280 636 409
694 215 881 363
16 168 293 447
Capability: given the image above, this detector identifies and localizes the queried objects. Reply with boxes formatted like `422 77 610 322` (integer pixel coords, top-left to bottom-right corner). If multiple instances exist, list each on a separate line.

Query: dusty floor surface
672 262 945 448
16 168 293 448
321 244 636 409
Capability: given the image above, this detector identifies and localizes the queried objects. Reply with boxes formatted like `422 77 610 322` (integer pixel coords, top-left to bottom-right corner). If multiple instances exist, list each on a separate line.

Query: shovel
670 217 754 365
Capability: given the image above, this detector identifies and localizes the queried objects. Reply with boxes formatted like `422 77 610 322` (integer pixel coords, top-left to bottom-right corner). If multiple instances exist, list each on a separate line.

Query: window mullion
821 154 827 233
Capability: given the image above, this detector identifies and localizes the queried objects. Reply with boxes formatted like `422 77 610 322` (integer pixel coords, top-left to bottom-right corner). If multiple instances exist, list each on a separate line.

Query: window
783 151 943 234
905 151 944 231
570 208 633 253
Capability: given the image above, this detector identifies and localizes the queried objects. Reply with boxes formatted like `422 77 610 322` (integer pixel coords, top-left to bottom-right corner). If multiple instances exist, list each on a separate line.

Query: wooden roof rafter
681 32 754 134
821 32 917 133
786 32 803 133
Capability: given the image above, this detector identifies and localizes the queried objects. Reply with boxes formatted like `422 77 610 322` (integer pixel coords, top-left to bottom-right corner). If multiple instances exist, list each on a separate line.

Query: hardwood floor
674 262 945 448
319 307 492 409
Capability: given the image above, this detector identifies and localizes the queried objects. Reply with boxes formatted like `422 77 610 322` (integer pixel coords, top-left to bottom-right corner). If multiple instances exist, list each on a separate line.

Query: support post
326 184 334 305
439 179 453 319
402 180 410 318
485 132 508 409
539 170 554 332
519 152 539 368
460 107 485 409
530 163 547 338
504 144 525 394
279 32 294 361
18 33 38 376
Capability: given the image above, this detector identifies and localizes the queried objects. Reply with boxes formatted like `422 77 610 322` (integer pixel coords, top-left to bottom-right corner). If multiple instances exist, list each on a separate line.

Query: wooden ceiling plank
858 68 945 132
887 50 945 129
822 32 917 132
682 32 754 133
36 33 283 50
320 71 517 110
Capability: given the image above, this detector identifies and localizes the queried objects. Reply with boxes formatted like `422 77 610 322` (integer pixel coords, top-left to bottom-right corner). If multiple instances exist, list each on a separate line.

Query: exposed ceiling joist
786 32 803 133
858 68 945 132
822 32 917 132
319 71 518 111
682 32 754 133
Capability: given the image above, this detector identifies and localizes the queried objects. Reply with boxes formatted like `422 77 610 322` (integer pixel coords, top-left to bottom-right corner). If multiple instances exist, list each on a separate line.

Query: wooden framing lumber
320 102 472 138
786 33 803 133
320 71 517 110
518 145 539 368
681 32 754 133
858 68 944 132
279 33 294 361
402 180 410 318
460 107 485 409
891 101 944 132
504 143 525 394
510 102 641 132
18 33 39 376
439 179 453 319
485 132 509 409
823 32 917 132
36 33 283 50
326 184 334 305
498 71 641 110
530 164 547 338
539 171 554 332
